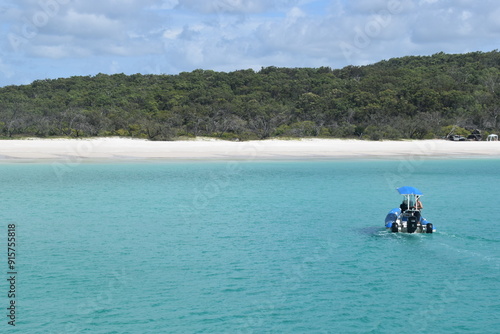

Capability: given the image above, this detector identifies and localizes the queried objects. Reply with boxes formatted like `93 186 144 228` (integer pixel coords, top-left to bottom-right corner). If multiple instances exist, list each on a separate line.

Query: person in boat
411 198 423 221
400 197 423 220
413 199 423 210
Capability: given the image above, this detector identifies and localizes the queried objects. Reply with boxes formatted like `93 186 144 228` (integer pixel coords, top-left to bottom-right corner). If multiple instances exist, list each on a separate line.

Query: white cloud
163 28 182 39
411 4 486 44
54 10 125 39
159 0 179 10
347 0 395 14
175 0 302 14
286 7 306 21
28 45 74 59
70 0 159 17
176 0 266 14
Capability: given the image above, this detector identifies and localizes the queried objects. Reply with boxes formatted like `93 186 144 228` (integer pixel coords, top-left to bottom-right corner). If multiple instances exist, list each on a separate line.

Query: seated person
410 199 423 210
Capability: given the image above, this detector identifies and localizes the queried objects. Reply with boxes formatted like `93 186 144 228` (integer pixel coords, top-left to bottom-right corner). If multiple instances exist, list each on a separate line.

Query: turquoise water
1 159 499 333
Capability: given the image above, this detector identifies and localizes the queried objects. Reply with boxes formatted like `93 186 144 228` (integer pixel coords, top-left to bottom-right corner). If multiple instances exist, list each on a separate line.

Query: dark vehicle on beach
467 129 482 141
448 135 466 141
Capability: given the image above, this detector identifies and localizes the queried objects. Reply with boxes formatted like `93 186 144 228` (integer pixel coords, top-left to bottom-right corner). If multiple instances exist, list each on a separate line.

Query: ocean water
1 158 499 333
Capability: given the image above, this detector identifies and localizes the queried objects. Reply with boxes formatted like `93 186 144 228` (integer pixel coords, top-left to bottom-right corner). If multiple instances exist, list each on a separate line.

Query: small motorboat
385 186 435 233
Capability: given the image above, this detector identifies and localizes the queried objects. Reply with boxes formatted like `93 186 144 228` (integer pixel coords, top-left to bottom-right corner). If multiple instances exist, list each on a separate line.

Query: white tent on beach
487 134 498 141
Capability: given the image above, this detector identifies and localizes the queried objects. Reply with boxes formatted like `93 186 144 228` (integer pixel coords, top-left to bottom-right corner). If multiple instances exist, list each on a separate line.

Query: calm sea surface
1 159 499 333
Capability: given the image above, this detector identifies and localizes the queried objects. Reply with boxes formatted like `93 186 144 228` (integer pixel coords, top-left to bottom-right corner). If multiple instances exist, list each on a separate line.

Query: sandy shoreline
0 137 499 161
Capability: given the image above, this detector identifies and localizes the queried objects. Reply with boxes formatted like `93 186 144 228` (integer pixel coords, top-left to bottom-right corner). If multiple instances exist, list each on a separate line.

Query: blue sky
0 0 499 87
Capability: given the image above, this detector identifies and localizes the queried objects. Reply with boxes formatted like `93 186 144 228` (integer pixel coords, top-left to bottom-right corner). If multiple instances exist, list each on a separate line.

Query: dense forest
0 51 499 140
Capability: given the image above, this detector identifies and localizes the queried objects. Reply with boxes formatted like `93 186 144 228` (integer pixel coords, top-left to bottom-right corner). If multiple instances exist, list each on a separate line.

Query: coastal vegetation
0 50 499 140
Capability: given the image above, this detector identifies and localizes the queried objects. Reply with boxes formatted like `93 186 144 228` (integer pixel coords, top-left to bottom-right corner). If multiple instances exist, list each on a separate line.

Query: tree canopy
0 50 499 140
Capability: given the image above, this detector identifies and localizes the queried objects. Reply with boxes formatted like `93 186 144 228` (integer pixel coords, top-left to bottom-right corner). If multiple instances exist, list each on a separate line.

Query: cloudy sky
0 0 499 87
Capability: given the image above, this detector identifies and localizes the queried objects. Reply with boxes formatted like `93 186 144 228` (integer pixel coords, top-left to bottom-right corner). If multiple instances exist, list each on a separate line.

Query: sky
0 0 499 87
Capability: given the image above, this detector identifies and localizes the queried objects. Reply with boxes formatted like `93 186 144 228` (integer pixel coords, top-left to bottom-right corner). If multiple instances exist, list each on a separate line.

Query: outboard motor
426 223 433 234
391 222 399 233
407 216 418 233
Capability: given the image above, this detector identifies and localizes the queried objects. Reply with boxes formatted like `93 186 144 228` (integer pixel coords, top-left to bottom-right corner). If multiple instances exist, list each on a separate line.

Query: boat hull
385 208 435 233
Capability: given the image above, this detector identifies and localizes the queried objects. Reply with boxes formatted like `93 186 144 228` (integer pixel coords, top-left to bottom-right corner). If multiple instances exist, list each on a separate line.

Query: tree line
0 50 499 140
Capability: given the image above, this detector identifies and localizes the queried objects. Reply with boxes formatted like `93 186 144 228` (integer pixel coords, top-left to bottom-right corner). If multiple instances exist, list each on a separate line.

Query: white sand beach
0 137 499 161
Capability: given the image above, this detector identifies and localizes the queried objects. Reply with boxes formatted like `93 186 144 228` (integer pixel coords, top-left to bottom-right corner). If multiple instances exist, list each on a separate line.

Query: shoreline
0 137 498 162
